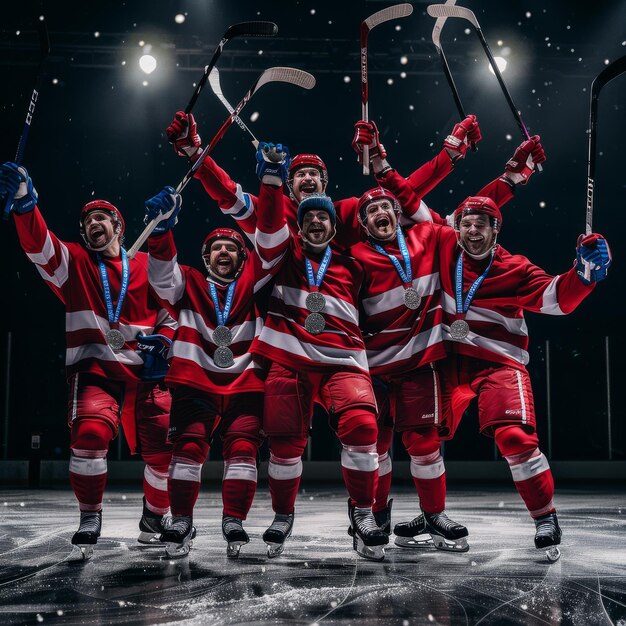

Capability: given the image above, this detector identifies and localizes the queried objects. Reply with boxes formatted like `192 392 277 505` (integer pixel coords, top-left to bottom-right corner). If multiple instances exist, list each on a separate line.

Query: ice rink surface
1 486 624 626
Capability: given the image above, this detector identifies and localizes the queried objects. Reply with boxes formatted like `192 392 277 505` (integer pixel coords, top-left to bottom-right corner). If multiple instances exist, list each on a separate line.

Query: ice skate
263 512 294 558
160 516 196 558
534 512 562 562
348 499 388 561
138 497 172 544
71 511 101 560
348 498 393 537
394 511 469 552
222 516 249 558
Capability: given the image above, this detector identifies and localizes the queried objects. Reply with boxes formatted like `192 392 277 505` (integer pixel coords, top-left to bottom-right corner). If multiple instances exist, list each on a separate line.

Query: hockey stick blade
365 3 413 28
429 0 476 151
209 67 259 147
428 3 538 168
224 21 278 39
3 17 51 219
360 3 413 175
184 21 278 114
585 54 626 234
128 67 315 258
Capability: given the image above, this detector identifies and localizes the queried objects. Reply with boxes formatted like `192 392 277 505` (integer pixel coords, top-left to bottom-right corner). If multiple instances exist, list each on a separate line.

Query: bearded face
458 214 498 257
362 199 398 242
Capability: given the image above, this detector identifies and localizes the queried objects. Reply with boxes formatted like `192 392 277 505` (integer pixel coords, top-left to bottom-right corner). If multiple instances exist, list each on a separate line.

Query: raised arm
165 111 258 238
1 162 72 303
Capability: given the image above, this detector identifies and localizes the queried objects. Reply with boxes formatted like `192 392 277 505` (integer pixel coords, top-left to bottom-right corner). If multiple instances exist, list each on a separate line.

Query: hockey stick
184 21 278 115
208 67 259 148
128 67 316 258
430 0 476 151
360 3 414 175
3 17 50 218
585 55 626 234
427 3 540 170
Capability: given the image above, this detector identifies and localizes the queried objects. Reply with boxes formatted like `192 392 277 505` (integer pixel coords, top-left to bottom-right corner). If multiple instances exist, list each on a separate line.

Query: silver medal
450 319 470 340
213 325 233 347
304 312 326 334
404 287 421 310
214 346 235 368
105 328 125 351
305 291 326 313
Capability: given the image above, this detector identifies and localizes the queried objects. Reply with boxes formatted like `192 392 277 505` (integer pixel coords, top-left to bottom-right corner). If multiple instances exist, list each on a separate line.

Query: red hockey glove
166 111 202 158
502 135 546 185
352 120 387 165
443 114 481 162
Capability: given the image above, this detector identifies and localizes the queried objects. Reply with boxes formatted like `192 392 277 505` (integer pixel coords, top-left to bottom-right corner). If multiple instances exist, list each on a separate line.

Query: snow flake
250 112 260 122
539 201 546 208
525 11 532 18
343 75 351 83
174 14 185 24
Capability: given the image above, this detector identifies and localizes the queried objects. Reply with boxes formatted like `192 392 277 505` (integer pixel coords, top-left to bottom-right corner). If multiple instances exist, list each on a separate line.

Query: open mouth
375 215 391 228
300 183 318 194
89 227 106 241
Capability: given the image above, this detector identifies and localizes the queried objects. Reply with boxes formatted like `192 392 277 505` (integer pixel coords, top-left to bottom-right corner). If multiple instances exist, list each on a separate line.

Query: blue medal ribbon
454 251 494 315
305 246 332 291
97 248 130 328
209 281 237 326
371 225 413 287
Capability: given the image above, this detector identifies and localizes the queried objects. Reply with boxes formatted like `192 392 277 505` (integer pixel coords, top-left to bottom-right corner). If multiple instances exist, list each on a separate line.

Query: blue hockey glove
136 333 172 380
0 162 38 214
144 186 182 235
575 233 612 285
256 142 290 185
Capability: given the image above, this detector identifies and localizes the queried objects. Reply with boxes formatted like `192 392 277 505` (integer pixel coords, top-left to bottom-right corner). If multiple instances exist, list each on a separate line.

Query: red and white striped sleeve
147 230 187 313
194 155 258 239
253 182 290 273
514 257 594 316
12 206 73 303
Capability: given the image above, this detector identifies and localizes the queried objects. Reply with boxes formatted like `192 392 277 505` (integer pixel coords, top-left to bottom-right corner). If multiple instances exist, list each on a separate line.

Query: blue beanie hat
297 193 336 227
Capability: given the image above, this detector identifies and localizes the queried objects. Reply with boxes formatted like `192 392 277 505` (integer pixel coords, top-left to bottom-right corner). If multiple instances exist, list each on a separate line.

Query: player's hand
502 135 546 185
443 114 481 162
0 162 38 214
352 120 387 165
256 142 291 186
136 333 172 380
144 186 182 234
575 233 611 285
166 111 202 158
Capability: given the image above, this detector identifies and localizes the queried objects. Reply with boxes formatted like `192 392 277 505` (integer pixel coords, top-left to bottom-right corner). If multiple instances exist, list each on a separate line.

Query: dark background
1 0 624 463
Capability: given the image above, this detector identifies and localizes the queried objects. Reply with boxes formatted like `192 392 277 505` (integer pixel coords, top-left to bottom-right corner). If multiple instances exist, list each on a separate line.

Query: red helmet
79 199 125 251
288 153 328 184
201 227 248 277
453 196 502 230
357 187 401 224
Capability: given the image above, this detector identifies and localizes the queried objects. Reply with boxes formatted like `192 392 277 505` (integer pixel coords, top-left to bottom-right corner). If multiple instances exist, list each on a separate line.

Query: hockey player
0 162 176 559
247 186 388 561
143 144 291 558
379 169 611 561
164 111 481 248
349 126 545 552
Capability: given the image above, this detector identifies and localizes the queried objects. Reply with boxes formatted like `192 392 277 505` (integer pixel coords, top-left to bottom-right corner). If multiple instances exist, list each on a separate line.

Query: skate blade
69 544 94 561
353 537 385 562
137 531 163 545
394 533 435 549
265 541 286 558
431 534 469 553
226 540 248 558
543 546 561 562
164 540 192 559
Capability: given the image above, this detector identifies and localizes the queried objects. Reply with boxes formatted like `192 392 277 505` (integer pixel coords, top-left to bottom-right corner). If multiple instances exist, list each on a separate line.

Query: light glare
139 54 157 74
488 57 507 75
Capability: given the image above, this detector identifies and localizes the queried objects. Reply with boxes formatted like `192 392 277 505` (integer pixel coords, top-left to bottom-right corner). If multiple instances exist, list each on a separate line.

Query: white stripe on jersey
65 310 153 339
361 272 440 316
32 241 70 288
273 284 359 326
255 222 290 251
177 310 260 345
148 254 186 305
259 325 369 371
66 344 143 367
171 339 260 374
366 323 442 369
539 276 565 315
442 292 529 336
